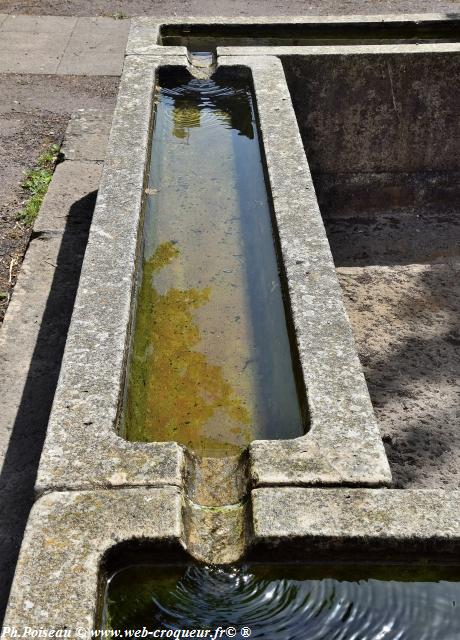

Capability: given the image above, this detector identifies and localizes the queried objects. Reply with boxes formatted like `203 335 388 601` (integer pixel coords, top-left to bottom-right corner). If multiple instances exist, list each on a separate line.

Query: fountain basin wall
127 13 460 56
35 49 389 494
158 17 460 47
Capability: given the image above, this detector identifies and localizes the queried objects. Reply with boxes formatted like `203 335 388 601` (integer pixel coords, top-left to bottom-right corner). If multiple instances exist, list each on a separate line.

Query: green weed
17 143 60 226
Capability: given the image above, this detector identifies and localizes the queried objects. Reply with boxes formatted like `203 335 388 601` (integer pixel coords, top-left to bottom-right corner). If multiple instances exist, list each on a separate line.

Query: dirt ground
1 0 460 16
0 75 118 321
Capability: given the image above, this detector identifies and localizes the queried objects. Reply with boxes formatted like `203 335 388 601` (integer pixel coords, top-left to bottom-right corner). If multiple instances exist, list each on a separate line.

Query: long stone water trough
4 13 460 632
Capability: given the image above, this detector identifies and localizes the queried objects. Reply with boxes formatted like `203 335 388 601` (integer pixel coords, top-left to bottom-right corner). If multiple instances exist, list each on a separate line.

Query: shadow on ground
0 190 97 623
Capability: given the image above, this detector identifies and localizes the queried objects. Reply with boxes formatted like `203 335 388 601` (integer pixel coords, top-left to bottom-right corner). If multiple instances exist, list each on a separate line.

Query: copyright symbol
226 628 236 638
76 629 86 639
241 628 251 638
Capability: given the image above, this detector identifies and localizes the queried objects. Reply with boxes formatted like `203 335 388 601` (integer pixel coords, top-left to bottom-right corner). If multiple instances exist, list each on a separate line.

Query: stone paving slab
34 161 103 233
3 488 184 631
0 29 72 74
0 15 129 75
57 17 131 76
0 110 110 622
61 109 113 161
1 14 76 32
0 229 94 443
0 231 95 623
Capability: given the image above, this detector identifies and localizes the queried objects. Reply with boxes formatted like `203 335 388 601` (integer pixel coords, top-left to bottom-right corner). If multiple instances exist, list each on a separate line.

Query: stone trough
4 13 460 632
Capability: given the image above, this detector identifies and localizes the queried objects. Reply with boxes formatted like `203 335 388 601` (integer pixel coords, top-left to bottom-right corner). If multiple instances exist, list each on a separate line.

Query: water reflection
162 72 254 139
122 67 305 454
106 563 460 639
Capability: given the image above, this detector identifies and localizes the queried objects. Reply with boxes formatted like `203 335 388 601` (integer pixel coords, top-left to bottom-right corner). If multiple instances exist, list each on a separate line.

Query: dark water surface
122 68 304 456
105 563 460 639
160 21 460 49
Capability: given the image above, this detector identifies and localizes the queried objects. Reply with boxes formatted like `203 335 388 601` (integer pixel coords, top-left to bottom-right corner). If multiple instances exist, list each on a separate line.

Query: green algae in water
122 68 305 456
104 563 460 638
125 240 251 453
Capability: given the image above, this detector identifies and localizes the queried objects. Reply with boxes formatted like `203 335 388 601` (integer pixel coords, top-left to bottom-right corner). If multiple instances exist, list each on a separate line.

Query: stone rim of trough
36 49 393 493
4 487 460 631
35 54 190 495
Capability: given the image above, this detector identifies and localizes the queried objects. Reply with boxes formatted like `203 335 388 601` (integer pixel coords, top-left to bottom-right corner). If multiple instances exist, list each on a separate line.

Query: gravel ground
0 75 118 322
337 259 460 490
1 0 460 16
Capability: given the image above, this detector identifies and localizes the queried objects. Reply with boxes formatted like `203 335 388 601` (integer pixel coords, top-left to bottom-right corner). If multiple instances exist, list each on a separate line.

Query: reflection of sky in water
106 563 460 639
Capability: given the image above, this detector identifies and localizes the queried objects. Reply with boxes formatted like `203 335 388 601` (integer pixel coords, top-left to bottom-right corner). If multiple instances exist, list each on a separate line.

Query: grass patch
17 143 60 226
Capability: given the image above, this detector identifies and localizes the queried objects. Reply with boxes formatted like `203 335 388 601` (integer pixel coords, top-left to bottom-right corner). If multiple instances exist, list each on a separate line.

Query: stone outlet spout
183 451 252 564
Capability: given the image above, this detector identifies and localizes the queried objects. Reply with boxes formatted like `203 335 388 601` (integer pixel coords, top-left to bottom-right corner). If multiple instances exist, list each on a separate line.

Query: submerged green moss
124 242 251 455
122 70 304 456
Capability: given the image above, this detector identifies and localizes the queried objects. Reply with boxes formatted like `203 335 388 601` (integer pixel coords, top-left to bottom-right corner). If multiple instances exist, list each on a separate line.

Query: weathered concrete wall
284 52 460 175
283 52 460 216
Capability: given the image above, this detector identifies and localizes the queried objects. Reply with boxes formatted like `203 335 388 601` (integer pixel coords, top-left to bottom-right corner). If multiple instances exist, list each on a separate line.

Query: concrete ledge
126 19 186 57
0 16 129 76
218 42 460 56
56 17 130 76
252 487 460 553
3 488 183 631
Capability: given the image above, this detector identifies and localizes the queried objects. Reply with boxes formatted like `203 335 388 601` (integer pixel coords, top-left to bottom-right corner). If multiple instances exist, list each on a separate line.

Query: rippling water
158 74 254 138
105 563 460 639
